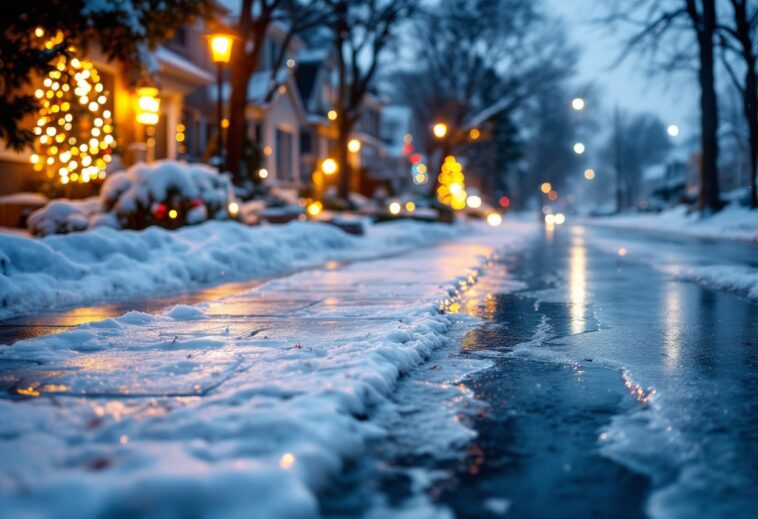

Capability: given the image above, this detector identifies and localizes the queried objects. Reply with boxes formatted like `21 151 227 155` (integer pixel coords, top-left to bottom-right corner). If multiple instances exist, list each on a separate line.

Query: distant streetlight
667 124 680 137
540 182 552 194
347 138 361 153
573 142 586 154
584 168 595 180
208 32 235 171
571 97 586 111
433 122 448 139
327 110 338 121
468 128 481 140
321 158 338 175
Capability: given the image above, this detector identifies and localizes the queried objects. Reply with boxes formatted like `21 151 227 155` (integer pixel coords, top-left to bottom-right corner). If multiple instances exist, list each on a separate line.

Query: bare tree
392 0 578 199
605 0 722 212
321 0 417 199
225 0 325 182
718 0 758 208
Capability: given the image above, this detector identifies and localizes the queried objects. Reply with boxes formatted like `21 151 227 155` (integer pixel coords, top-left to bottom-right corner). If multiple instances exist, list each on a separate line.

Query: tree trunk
226 68 247 180
337 115 353 199
733 0 758 208
697 0 721 212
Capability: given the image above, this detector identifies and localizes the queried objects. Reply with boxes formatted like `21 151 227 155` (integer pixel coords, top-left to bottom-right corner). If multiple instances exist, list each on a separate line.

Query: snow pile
0 220 539 518
591 204 758 242
0 219 459 319
663 264 758 301
101 160 235 227
26 197 118 236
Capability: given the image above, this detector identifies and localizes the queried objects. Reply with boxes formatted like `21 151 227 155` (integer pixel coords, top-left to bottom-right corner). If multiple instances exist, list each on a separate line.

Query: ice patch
167 305 207 320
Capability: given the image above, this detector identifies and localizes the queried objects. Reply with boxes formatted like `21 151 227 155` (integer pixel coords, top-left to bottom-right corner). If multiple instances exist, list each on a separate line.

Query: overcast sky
547 0 699 139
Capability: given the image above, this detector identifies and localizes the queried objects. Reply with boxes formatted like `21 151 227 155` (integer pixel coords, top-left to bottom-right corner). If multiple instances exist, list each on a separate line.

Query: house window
276 128 293 182
300 130 312 154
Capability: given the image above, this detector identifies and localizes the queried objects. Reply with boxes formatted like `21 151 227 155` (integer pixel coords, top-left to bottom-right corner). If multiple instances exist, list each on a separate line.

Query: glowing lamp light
347 138 361 153
554 213 566 225
486 212 503 227
228 201 240 216
388 201 402 215
466 195 482 209
321 158 338 175
499 196 510 208
168 209 178 219
405 201 416 212
545 213 555 225
258 168 269 179
572 97 585 111
307 201 323 217
433 122 448 139
209 33 234 63
584 168 595 180
279 453 296 470
573 142 585 154
136 87 160 125
667 124 680 137
327 110 338 121
469 128 480 140
540 182 552 194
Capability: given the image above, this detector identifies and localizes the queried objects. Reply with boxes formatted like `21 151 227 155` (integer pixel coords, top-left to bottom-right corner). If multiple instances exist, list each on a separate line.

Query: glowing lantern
321 158 338 175
136 87 160 125
433 122 448 139
347 138 361 153
208 33 234 64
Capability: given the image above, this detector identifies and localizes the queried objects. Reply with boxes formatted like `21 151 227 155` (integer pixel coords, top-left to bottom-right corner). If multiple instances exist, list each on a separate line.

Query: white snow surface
0 219 538 519
0 219 465 320
590 204 758 242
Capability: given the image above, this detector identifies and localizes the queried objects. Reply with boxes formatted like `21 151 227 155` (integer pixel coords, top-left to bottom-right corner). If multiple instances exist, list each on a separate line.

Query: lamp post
208 33 234 171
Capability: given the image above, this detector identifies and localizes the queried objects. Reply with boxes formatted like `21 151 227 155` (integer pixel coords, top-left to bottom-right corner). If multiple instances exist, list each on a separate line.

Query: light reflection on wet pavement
323 224 758 518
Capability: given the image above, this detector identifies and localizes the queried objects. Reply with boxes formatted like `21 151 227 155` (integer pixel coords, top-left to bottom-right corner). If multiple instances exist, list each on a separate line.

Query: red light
403 144 413 155
410 153 422 164
499 196 510 208
153 203 168 219
189 198 204 209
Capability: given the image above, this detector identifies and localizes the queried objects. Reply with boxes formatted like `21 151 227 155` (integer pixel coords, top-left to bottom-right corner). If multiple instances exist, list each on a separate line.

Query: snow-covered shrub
27 198 103 236
101 160 236 230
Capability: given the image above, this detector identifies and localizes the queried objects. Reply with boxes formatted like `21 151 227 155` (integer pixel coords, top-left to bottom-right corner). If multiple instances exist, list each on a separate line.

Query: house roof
155 46 214 85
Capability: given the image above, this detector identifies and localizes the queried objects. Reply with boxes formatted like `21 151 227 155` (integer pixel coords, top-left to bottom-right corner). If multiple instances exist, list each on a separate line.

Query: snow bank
590 204 758 242
662 264 758 301
0 220 458 320
0 220 539 518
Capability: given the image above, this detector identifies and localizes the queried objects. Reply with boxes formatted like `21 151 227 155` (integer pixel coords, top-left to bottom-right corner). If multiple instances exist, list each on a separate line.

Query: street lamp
347 138 361 153
322 158 338 175
433 122 448 139
667 124 680 137
573 142 586 154
208 32 235 171
571 97 585 111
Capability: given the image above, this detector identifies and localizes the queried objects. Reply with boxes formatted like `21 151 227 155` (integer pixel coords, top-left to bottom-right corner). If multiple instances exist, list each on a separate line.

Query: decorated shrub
101 161 237 230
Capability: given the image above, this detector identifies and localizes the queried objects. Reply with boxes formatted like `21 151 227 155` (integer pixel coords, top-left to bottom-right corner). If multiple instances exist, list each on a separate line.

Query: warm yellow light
545 213 555 225
449 182 463 196
347 138 361 153
34 27 45 38
388 201 402 215
307 201 323 217
466 195 482 209
321 158 338 175
469 128 480 140
209 33 234 63
584 168 595 180
168 209 178 219
405 201 416 212
228 201 240 216
540 182 552 194
618 247 627 257
136 87 160 125
433 122 448 139
416 163 427 174
487 212 503 226
327 110 338 121
259 168 269 179
279 453 296 470
572 97 585 111
221 118 230 129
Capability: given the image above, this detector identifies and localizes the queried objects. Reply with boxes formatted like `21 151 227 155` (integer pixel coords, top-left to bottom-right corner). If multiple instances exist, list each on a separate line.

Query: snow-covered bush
27 198 107 236
101 160 236 230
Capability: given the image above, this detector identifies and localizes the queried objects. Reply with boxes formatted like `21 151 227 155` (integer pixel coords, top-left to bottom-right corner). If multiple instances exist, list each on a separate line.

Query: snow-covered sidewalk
586 204 758 242
0 220 462 320
0 220 537 518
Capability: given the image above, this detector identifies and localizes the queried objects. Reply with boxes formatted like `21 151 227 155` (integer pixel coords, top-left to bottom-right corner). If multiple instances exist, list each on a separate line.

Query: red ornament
499 196 511 208
403 143 413 155
153 202 168 219
410 153 422 164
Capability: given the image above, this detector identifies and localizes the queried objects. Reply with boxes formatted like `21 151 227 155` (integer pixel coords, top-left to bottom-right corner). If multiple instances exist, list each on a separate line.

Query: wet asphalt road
324 223 758 518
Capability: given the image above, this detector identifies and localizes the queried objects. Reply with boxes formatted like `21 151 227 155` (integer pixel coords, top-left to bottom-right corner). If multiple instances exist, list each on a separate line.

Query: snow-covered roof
155 47 214 85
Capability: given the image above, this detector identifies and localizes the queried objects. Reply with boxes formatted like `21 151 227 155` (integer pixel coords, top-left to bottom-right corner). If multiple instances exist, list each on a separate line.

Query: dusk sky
548 0 699 139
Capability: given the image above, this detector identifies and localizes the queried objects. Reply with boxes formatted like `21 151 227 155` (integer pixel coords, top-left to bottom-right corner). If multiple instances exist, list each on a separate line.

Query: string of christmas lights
30 29 114 185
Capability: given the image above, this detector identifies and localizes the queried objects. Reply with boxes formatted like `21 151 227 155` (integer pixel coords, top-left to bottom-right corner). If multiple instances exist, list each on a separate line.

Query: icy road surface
0 220 537 518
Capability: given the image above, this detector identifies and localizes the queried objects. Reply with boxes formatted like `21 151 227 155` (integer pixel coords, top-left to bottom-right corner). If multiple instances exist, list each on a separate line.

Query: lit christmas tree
30 30 114 186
